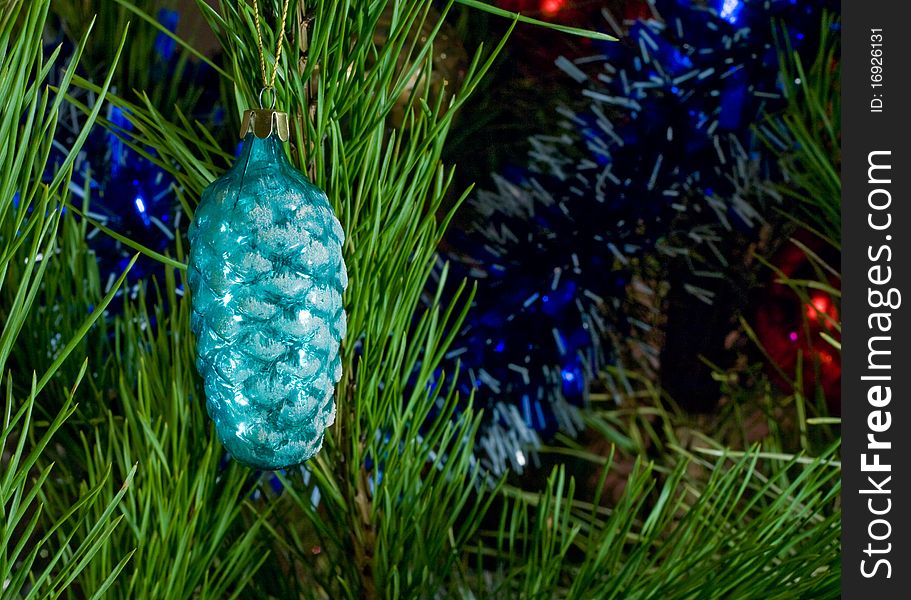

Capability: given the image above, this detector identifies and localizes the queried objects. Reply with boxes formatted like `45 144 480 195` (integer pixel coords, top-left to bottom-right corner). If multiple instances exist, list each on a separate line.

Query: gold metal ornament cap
240 108 290 142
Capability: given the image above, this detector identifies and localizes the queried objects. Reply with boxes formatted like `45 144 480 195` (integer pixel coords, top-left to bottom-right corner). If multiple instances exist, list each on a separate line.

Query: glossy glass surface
188 134 347 469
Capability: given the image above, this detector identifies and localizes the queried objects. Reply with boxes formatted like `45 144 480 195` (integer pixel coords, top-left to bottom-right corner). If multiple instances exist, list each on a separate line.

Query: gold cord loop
252 0 293 91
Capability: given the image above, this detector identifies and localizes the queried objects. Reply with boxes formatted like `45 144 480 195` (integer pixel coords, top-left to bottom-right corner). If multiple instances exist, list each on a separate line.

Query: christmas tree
3 1 840 597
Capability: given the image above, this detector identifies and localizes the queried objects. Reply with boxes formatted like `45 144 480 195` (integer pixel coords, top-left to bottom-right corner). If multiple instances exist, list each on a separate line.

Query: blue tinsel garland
436 0 837 475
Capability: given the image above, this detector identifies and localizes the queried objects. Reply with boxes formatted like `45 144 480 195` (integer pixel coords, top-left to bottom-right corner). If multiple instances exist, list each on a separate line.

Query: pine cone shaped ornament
188 108 347 469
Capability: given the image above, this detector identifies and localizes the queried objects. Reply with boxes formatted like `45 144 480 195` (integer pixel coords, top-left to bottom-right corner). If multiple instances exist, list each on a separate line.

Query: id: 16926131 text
870 28 883 113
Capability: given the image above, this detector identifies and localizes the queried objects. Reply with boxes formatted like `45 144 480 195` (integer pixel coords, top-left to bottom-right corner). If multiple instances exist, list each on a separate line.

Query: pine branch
33 1 843 598
78 1 518 595
1 3 134 596
759 13 841 246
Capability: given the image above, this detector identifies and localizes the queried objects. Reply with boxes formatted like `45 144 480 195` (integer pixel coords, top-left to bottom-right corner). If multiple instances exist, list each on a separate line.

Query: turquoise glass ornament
188 108 347 469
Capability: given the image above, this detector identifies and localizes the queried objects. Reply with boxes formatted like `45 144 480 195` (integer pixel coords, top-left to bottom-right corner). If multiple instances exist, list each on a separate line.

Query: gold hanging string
252 0 293 94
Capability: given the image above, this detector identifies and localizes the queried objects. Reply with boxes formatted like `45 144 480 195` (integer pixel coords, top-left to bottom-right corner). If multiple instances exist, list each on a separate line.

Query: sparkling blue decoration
718 0 745 24
188 126 348 470
435 0 835 475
